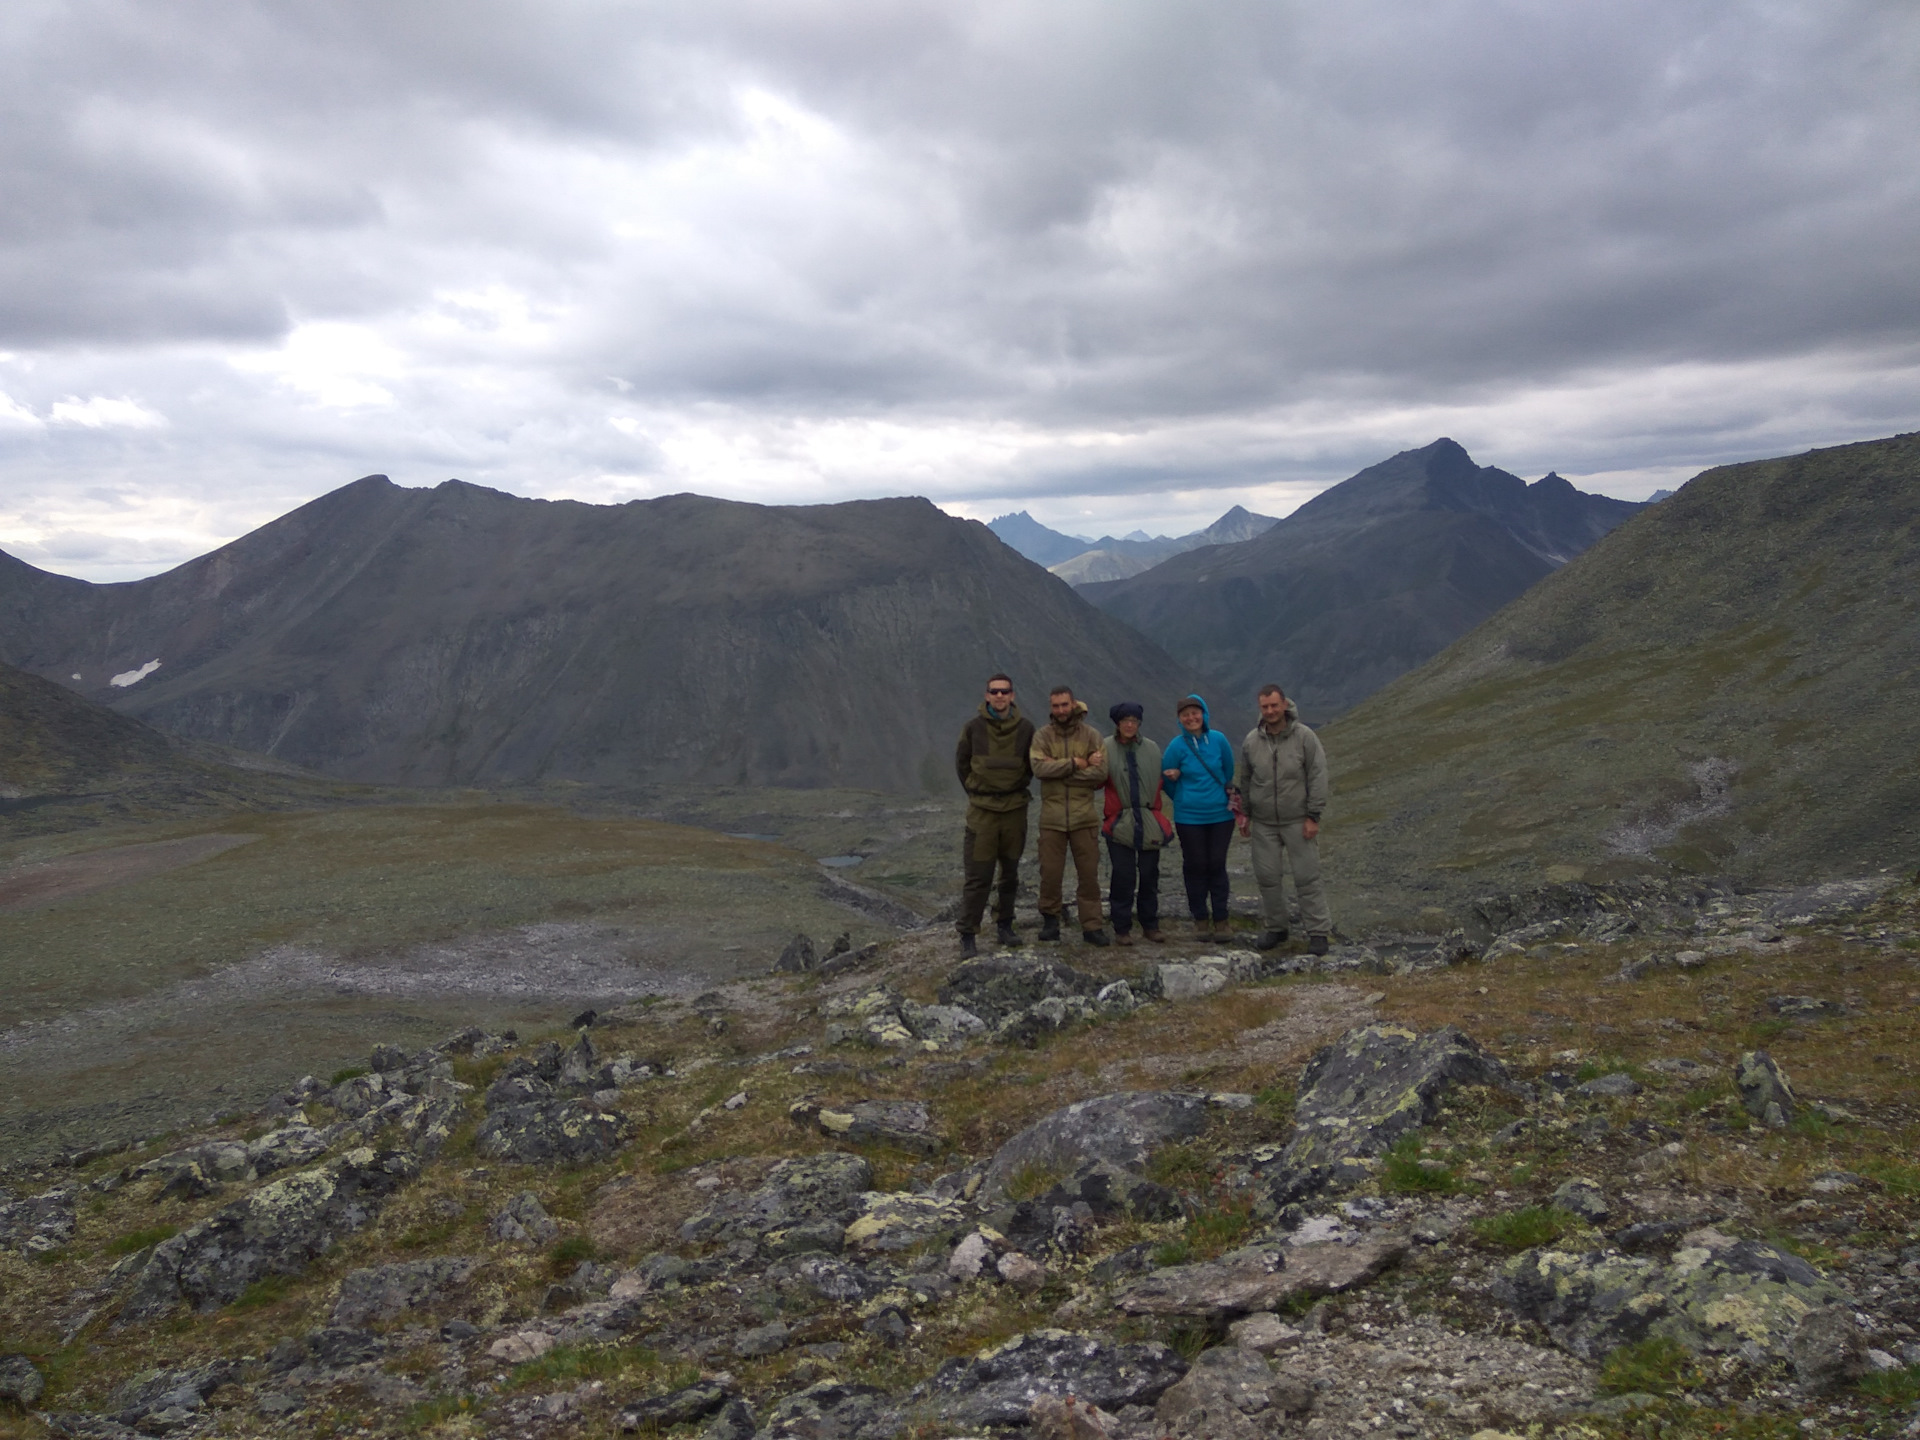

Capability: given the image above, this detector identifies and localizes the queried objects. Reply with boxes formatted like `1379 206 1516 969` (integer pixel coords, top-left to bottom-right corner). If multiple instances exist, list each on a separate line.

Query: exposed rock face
330 1256 482 1327
1257 1024 1511 1203
1113 1236 1409 1320
937 955 1103 1025
473 1099 631 1164
117 1148 418 1325
680 1153 874 1253
978 1091 1212 1203
1496 1229 1852 1362
0 1187 75 1254
914 1329 1188 1428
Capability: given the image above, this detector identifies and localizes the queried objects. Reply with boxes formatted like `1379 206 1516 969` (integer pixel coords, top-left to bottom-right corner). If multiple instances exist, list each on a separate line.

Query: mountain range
1081 439 1643 718
0 478 1197 792
1319 430 1920 926
988 505 1280 582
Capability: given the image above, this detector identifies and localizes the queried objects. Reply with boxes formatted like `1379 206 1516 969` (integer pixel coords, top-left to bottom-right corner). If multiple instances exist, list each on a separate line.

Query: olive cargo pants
1038 825 1104 930
958 806 1028 935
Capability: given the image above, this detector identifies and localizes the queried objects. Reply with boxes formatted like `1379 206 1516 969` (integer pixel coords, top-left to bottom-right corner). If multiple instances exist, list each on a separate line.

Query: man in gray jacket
1240 684 1331 955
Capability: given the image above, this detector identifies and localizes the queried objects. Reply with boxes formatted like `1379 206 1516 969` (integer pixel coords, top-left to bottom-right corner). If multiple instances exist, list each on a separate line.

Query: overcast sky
3 1 1918 579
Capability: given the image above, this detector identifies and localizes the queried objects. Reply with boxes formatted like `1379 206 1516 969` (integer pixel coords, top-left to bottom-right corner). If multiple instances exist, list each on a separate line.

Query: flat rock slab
790 1098 946 1155
1114 1236 1409 1320
980 1091 1211 1202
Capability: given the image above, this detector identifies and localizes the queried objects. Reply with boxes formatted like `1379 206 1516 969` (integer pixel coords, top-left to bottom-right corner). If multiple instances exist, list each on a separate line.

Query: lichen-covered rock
491 1190 558 1245
1031 1159 1181 1221
330 1255 482 1327
1154 1344 1313 1439
937 955 1102 1024
789 1098 946 1155
1496 1228 1850 1362
1256 1024 1511 1204
0 1353 46 1408
756 1380 899 1439
979 1091 1211 1203
107 1361 235 1425
1788 1305 1869 1393
1154 961 1230 1001
1736 1049 1796 1128
115 1148 418 1325
842 1192 965 1254
247 1124 330 1178
1552 1178 1611 1222
702 1396 757 1439
0 1187 75 1254
326 1072 387 1118
472 1098 631 1164
616 1379 735 1431
994 994 1098 1046
913 1329 1187 1428
1113 1236 1408 1320
680 1152 873 1249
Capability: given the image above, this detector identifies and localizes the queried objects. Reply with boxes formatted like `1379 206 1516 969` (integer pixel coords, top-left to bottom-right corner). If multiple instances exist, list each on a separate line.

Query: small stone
490 1191 558 1246
950 1230 995 1280
862 1307 910 1344
1575 1072 1640 1098
732 1320 789 1358
1095 980 1137 1013
1737 1050 1798 1128
997 1252 1046 1292
488 1330 555 1363
1551 1178 1611 1222
1030 1391 1120 1438
1227 1313 1303 1354
774 934 817 973
723 1092 748 1110
1156 962 1230 1001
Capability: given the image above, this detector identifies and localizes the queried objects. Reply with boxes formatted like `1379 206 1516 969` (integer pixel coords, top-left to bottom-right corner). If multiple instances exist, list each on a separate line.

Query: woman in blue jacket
1161 693 1236 941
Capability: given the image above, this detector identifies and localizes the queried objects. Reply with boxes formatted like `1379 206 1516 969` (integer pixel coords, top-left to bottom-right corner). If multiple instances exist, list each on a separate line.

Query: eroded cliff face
2 479 1196 791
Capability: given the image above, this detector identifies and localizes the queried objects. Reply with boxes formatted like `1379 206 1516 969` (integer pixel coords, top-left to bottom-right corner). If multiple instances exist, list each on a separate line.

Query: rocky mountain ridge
1081 439 1643 719
4 869 1918 1438
0 478 1197 792
987 506 1281 584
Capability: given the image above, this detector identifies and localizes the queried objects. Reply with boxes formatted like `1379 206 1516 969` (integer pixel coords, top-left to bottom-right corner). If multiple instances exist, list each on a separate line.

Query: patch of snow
109 660 162 688
70 673 82 680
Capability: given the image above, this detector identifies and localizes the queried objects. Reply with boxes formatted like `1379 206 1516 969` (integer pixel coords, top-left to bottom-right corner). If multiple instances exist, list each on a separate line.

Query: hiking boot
1308 933 1330 956
996 921 1021 947
1142 928 1168 943
1113 931 1135 947
1039 914 1061 942
1255 928 1289 951
1191 918 1211 942
1082 928 1111 947
1213 919 1234 943
958 932 978 958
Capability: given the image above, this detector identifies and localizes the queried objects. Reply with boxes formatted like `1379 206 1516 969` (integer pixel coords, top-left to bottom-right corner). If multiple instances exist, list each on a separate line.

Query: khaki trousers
1038 826 1103 929
1249 818 1332 936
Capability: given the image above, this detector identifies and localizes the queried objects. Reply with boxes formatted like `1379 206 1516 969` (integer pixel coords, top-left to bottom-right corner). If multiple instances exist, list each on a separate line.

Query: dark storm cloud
1 0 1918 576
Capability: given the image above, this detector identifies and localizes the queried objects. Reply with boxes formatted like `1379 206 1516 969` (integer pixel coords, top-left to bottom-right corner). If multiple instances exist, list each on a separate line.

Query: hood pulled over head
1176 693 1211 731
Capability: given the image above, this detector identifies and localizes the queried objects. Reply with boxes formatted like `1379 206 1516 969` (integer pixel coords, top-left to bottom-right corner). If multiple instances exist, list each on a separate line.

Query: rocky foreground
3 875 1920 1439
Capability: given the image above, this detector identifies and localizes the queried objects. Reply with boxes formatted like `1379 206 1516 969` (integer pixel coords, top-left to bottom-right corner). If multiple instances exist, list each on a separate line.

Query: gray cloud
1 0 1918 577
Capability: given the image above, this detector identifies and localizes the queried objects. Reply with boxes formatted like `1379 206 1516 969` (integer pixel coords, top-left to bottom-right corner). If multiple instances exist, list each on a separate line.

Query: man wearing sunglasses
953 674 1036 956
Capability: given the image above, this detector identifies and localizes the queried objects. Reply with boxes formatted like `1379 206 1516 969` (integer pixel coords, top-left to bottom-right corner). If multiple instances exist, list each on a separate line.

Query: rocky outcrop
473 1098 631 1164
0 1187 74 1255
116 1148 418 1325
937 955 1102 1024
1154 1344 1314 1439
1114 1235 1409 1320
680 1153 873 1254
1496 1228 1852 1363
1256 1024 1511 1203
913 1330 1188 1428
977 1091 1211 1203
1736 1049 1797 1128
330 1256 482 1327
788 1098 946 1155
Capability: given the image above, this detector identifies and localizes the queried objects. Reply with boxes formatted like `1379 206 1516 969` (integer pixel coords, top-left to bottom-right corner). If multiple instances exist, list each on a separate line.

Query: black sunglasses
986 686 1013 695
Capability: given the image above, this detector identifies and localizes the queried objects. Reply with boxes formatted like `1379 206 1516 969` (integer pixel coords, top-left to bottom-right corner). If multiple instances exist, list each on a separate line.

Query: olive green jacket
1240 699 1329 826
955 701 1035 817
1029 701 1109 832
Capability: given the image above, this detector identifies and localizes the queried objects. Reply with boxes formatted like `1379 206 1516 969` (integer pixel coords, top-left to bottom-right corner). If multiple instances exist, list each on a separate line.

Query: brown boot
1213 919 1234 943
1191 918 1211 942
1114 931 1135 946
1142 928 1168 944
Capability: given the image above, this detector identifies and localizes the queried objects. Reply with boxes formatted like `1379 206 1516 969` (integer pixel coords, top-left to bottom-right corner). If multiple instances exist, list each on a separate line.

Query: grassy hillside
1319 432 1920 929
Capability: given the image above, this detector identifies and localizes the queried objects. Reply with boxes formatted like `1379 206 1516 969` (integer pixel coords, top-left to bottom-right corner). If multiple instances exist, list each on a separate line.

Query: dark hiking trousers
1105 837 1161 935
959 806 1027 935
1176 817 1234 923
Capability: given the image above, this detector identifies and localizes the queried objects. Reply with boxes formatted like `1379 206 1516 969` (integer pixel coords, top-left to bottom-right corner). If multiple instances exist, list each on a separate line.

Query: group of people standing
953 674 1331 957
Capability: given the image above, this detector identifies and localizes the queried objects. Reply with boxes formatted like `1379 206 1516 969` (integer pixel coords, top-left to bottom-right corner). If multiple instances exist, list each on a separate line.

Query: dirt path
0 832 257 913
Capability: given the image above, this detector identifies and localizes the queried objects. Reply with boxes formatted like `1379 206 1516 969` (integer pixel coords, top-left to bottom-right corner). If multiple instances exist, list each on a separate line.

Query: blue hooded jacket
1163 693 1236 825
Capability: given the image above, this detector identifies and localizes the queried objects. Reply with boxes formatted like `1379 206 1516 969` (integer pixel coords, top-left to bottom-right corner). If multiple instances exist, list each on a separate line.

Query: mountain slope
1081 440 1641 717
1318 431 1920 927
1 479 1198 792
985 511 1091 566
0 659 176 797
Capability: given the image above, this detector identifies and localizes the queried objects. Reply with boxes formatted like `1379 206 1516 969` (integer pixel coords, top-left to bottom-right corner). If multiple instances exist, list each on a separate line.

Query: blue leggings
1176 819 1234 922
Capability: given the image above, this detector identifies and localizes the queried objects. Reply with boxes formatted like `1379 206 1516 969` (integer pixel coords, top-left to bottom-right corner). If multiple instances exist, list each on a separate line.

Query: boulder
326 1072 387 1119
1551 1179 1611 1223
789 1098 946 1155
116 1148 417 1325
979 1091 1211 1203
1575 1073 1641 1098
1495 1228 1851 1362
1113 1236 1408 1320
994 995 1098 1047
1030 1392 1121 1439
247 1124 330 1178
680 1152 873 1250
330 1255 482 1327
616 1379 735 1431
774 934 818 973
491 1191 558 1245
0 1187 75 1254
702 1397 757 1440
755 1380 898 1439
1154 1344 1314 1440
1736 1050 1796 1128
107 1362 235 1424
473 1099 631 1164
1154 962 1230 1002
733 1320 789 1358
0 1353 45 1408
1789 1307 1870 1394
1031 1159 1181 1222
1256 1024 1511 1204
843 1193 965 1254
913 1329 1187 1429
937 955 1102 1024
